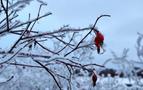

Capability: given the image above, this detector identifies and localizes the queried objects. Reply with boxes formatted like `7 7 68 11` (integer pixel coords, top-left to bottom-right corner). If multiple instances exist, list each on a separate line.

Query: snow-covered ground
72 76 143 90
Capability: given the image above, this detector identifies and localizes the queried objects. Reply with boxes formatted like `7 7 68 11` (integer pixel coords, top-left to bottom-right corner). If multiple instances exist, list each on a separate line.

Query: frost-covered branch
0 0 110 89
136 32 143 61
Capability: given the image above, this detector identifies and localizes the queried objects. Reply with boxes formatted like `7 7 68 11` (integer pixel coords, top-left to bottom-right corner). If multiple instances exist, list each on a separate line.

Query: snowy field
69 76 143 90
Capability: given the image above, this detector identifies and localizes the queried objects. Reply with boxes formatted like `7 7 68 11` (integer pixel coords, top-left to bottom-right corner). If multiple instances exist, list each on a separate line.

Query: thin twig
0 11 14 24
8 22 31 53
0 76 14 84
0 12 52 35
0 51 51 59
0 40 33 65
29 4 45 32
35 40 59 55
21 27 91 40
56 32 75 54
1 0 9 31
33 60 62 90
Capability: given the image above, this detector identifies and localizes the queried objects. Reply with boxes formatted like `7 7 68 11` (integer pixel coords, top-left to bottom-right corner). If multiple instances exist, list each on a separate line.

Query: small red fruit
92 72 97 87
94 31 104 54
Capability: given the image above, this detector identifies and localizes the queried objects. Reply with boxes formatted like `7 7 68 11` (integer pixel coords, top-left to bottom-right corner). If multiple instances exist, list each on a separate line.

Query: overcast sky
46 0 143 61
1 0 143 64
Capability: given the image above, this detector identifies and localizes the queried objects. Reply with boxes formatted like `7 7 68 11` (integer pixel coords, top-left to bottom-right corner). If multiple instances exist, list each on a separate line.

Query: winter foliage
0 0 143 90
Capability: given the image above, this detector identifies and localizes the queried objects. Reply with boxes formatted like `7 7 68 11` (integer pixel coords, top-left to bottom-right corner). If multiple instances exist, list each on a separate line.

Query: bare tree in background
0 0 110 90
102 33 143 87
136 32 143 62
